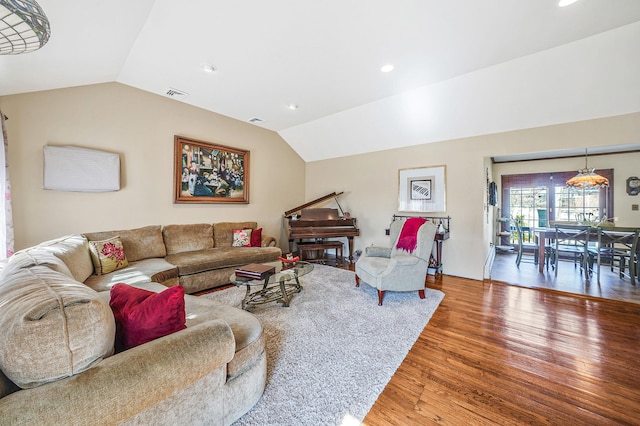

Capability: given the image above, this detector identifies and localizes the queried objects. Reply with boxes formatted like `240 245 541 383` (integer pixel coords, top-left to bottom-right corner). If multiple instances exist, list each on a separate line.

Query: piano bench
297 241 343 266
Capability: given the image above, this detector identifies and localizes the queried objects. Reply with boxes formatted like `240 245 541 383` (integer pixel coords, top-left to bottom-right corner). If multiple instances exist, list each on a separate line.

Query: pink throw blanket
395 218 427 253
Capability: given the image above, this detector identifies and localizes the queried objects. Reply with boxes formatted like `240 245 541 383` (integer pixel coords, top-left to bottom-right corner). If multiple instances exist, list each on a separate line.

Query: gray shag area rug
205 264 444 426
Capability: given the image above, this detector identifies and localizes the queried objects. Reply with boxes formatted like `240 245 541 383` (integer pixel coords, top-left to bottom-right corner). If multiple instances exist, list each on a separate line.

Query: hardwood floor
491 251 640 304
360 273 640 425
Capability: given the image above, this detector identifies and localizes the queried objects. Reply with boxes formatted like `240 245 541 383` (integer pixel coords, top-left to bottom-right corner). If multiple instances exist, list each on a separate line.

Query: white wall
0 83 306 250
305 112 640 280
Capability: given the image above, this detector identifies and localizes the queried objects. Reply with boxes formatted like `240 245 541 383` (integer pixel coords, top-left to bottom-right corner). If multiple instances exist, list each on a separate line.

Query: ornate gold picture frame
174 135 249 204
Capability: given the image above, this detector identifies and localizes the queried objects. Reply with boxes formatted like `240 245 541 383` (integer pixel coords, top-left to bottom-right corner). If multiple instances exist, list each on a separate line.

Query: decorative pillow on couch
240 227 262 247
250 227 262 247
232 229 252 247
109 283 186 352
214 221 256 247
89 236 129 275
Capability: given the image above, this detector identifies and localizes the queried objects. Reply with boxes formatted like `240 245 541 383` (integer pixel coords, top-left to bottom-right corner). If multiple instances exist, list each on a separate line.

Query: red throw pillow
109 284 186 352
241 227 262 247
251 227 262 247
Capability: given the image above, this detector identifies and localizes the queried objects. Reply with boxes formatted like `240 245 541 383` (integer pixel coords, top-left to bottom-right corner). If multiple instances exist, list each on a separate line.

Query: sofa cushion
84 225 166 262
110 284 187 352
0 321 235 425
0 265 115 389
165 247 282 276
214 222 256 248
100 279 265 379
18 234 94 282
183 293 264 379
89 236 129 275
5 249 74 280
83 258 180 292
163 224 214 254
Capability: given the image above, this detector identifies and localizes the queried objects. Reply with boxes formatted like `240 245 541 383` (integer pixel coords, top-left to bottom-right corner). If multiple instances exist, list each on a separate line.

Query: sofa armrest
0 320 235 425
261 235 277 247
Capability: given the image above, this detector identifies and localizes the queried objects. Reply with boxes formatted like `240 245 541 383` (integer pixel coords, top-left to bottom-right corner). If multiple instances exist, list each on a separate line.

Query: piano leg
347 236 355 264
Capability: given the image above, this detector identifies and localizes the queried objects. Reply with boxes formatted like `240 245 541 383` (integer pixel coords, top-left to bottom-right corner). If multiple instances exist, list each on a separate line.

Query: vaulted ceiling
1 0 639 161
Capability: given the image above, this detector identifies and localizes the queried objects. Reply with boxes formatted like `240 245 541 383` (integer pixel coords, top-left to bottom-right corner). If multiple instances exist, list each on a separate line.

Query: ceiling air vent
248 117 263 123
165 87 189 98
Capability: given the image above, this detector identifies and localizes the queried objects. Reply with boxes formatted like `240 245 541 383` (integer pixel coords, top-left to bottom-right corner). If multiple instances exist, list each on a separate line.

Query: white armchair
355 219 437 305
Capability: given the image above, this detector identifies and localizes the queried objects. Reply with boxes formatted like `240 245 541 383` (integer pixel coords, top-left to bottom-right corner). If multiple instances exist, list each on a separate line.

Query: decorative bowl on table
279 255 299 269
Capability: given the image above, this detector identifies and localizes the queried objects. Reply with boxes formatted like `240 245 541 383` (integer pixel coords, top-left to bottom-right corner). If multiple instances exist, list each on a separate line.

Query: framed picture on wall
398 165 446 212
174 135 250 204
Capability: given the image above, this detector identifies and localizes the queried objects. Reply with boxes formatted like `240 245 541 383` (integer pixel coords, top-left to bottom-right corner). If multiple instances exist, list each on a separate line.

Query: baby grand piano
284 192 360 264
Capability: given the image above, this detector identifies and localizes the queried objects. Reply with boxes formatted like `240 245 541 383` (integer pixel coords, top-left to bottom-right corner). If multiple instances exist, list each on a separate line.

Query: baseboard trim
483 244 496 280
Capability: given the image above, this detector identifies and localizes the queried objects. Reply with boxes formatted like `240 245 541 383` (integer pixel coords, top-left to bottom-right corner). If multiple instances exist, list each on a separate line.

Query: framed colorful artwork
174 135 249 204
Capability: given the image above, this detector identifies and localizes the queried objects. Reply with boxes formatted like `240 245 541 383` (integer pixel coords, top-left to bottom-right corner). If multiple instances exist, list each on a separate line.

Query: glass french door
509 187 548 243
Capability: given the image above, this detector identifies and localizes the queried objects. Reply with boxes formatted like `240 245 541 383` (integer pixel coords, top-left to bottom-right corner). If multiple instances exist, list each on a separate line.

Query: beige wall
305 112 640 280
2 83 639 281
0 83 306 250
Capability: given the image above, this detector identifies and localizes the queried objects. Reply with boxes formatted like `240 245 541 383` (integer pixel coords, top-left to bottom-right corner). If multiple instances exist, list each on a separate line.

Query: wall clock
626 176 640 195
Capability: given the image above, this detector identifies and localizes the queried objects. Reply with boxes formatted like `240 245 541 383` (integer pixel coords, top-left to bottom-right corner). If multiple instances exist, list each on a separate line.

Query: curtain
0 111 14 258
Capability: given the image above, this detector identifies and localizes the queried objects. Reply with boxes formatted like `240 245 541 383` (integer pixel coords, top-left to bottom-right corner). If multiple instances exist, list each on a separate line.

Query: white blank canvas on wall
43 146 120 192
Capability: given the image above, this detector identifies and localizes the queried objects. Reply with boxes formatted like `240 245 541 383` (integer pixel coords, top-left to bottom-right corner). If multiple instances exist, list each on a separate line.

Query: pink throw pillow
109 284 186 352
233 229 252 247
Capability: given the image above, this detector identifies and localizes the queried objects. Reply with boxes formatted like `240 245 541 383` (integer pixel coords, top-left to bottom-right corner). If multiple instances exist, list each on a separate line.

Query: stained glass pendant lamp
566 148 609 189
0 0 50 55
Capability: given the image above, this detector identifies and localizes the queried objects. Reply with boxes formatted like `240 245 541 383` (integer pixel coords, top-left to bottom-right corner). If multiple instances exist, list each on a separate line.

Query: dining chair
513 218 538 267
548 221 583 269
589 227 639 285
553 224 592 281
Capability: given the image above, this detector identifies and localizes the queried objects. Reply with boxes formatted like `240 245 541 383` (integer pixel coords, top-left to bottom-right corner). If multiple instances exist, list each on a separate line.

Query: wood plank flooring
491 251 640 304
362 274 640 425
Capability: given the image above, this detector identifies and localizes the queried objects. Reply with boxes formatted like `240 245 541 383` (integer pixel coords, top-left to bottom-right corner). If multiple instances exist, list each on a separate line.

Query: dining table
533 226 638 274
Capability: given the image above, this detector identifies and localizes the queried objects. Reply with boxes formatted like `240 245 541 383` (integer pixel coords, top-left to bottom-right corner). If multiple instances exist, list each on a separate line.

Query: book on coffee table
235 263 276 280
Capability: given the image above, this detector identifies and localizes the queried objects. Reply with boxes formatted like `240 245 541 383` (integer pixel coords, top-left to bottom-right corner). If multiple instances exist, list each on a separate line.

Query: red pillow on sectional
251 227 262 247
109 283 186 352
242 227 262 247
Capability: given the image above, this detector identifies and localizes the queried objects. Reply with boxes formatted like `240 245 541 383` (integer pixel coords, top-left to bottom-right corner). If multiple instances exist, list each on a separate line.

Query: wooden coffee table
230 261 314 310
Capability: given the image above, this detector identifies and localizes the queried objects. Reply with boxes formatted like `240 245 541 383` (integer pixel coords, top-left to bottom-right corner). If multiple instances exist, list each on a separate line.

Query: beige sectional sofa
0 222 281 425
83 221 282 294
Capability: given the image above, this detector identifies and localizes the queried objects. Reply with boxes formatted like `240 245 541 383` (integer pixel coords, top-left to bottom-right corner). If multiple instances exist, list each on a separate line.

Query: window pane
501 170 613 226
509 187 548 242
554 186 602 223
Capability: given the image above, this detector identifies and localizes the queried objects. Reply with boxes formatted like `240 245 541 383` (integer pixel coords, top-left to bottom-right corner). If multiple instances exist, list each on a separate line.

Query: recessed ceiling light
288 104 298 110
381 64 394 73
558 0 579 7
201 64 216 73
